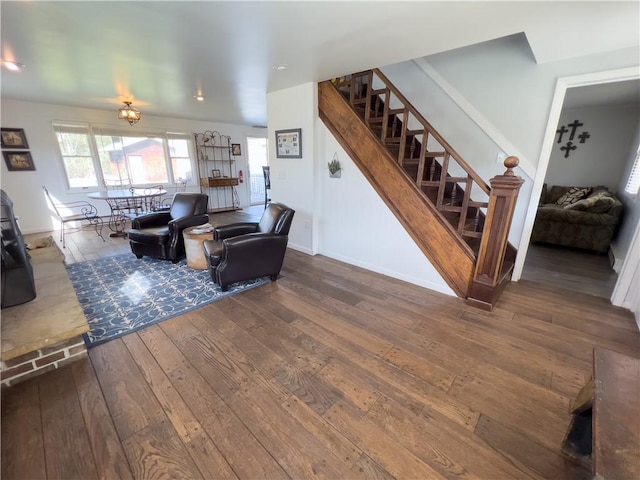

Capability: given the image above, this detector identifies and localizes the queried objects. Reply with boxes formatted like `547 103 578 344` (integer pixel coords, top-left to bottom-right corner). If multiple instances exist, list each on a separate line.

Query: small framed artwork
275 128 302 158
1 128 29 149
212 169 221 178
231 143 241 156
3 151 35 171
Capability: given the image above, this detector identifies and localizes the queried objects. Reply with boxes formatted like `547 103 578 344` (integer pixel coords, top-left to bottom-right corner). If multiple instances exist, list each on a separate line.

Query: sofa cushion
564 191 616 213
555 187 591 206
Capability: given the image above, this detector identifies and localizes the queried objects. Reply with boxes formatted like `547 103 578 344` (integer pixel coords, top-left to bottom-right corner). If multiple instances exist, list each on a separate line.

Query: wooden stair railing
322 70 523 310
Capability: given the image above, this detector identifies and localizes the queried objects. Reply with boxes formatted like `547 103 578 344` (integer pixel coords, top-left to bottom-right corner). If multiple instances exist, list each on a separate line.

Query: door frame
512 66 640 303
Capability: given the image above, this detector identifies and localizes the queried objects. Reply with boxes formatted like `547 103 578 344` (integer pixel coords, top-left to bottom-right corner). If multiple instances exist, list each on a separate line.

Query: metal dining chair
42 186 105 247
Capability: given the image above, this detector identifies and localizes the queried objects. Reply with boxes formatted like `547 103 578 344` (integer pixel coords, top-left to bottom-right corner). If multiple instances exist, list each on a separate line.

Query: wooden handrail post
467 156 523 310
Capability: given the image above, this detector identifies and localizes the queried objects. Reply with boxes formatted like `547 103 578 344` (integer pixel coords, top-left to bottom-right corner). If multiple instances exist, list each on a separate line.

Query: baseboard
287 242 314 256
608 244 624 273
317 249 456 297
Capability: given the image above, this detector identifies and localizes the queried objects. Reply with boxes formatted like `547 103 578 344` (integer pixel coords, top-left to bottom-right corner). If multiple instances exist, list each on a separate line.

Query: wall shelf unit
194 130 240 213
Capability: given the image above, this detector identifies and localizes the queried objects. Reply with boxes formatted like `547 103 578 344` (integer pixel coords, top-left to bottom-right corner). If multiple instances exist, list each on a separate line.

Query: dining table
88 188 168 237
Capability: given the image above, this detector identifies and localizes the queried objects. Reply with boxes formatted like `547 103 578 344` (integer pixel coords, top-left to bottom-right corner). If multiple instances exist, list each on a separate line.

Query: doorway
246 137 268 205
513 67 640 305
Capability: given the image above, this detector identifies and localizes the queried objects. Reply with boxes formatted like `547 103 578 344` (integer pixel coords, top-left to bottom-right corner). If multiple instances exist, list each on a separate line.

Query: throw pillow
564 191 616 213
555 187 591 206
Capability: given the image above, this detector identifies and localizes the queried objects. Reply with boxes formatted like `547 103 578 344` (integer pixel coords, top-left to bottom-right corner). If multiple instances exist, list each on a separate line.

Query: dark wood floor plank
121 332 238 479
166 363 290 479
473 414 578 480
447 373 569 452
269 286 395 357
70 358 134 480
287 299 480 430
4 224 639 480
38 367 99 480
323 400 446 479
1 379 46 480
280 394 363 469
226 382 358 479
189 309 292 402
367 394 537 480
122 417 204 480
89 339 165 441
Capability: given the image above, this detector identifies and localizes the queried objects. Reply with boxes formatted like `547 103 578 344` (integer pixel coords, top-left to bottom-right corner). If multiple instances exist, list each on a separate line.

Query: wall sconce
118 101 141 126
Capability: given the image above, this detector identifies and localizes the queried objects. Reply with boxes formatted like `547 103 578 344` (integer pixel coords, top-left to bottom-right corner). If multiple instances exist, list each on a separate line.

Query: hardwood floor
3 211 639 479
521 243 618 299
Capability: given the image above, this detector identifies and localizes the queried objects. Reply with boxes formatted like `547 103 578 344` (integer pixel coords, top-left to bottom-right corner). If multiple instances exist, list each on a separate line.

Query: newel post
467 156 523 311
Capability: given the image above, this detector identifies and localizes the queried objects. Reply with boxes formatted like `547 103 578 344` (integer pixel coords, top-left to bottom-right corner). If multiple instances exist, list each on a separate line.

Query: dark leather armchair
127 193 208 262
203 202 295 290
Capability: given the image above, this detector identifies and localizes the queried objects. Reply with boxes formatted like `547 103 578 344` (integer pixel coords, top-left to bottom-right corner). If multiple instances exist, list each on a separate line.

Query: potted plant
328 156 341 178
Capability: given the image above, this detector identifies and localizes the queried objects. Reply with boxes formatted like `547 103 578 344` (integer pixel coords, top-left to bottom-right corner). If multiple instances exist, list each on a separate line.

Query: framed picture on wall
3 151 35 171
1 128 29 149
275 128 302 158
231 143 241 156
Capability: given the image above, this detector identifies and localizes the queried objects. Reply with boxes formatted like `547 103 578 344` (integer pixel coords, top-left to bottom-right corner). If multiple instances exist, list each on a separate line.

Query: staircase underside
318 81 476 298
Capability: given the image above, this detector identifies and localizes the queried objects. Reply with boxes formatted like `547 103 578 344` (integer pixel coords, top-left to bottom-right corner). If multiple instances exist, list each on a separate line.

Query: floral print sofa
531 185 623 253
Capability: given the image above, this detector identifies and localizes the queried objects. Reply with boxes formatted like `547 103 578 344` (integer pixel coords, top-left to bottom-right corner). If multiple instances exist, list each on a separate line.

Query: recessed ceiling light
273 64 287 71
1 59 25 71
194 94 205 101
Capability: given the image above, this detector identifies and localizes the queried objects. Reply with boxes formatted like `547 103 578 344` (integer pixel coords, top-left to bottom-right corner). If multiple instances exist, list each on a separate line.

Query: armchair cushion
131 211 171 229
127 193 208 261
204 202 295 290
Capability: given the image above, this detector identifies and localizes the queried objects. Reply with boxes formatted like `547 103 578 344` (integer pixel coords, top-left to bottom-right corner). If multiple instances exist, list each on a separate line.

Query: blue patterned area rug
66 254 268 348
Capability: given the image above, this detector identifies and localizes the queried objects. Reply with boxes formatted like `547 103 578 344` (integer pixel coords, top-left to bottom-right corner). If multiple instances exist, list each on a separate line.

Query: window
624 146 640 197
54 125 98 188
53 123 194 191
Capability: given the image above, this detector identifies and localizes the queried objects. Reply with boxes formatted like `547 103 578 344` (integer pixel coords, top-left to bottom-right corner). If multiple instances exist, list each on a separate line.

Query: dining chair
42 186 105 248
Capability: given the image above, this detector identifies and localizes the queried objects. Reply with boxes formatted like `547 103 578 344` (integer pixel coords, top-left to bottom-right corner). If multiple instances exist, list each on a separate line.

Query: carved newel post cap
503 156 519 176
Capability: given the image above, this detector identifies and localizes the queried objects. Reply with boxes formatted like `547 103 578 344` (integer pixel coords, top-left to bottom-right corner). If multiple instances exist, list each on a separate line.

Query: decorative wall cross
556 119 589 158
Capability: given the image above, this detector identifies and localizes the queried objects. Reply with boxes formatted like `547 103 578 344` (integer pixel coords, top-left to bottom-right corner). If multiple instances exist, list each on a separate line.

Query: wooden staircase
318 70 523 309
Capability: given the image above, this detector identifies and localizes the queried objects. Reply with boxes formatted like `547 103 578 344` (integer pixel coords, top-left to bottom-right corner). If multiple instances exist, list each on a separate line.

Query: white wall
266 83 317 254
544 104 639 189
316 125 454 295
0 98 264 233
379 60 534 246
266 83 455 295
425 34 640 170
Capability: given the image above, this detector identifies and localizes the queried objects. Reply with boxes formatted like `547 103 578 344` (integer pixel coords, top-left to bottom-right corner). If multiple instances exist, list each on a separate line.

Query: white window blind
624 146 640 196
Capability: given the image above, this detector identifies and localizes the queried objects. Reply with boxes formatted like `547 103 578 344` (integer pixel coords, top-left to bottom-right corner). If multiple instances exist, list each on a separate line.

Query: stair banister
372 68 490 195
467 156 523 310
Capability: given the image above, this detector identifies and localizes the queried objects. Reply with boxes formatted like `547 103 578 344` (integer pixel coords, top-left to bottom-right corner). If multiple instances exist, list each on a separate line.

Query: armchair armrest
214 222 259 240
169 213 210 232
131 211 171 229
221 233 289 266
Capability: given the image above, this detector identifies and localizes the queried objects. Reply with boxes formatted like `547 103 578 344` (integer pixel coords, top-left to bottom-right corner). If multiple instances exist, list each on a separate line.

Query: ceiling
1 1 639 127
563 79 640 109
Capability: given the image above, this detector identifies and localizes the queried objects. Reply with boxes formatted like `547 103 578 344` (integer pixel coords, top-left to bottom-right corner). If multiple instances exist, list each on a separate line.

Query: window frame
52 122 197 193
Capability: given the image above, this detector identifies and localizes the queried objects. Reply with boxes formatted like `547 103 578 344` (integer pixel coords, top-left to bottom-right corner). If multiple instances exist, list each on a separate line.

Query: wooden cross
568 120 584 140
556 125 569 143
561 141 577 158
579 131 591 144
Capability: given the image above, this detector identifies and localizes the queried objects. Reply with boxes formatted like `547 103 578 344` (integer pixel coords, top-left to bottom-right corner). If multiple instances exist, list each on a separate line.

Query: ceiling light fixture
118 101 141 126
194 94 205 102
1 59 25 71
